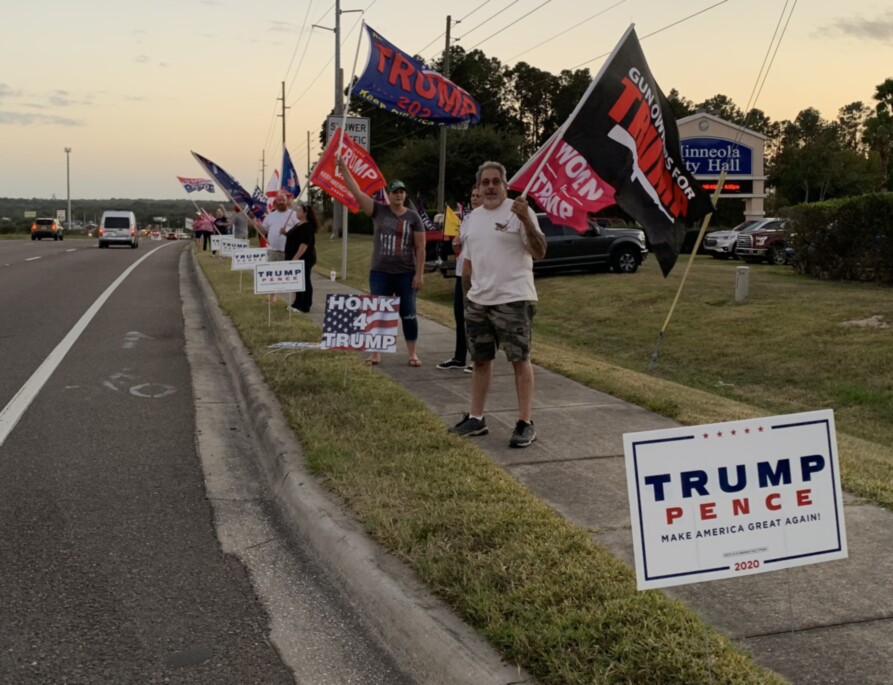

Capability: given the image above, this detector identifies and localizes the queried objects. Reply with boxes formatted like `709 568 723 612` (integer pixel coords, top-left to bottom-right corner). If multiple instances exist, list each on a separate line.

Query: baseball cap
387 179 406 192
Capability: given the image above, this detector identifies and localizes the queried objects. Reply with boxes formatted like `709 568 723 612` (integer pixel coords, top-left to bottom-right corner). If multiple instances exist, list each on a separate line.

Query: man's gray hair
475 161 507 186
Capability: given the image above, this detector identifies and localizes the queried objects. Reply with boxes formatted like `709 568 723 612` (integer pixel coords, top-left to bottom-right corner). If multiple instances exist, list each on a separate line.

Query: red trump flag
309 128 386 212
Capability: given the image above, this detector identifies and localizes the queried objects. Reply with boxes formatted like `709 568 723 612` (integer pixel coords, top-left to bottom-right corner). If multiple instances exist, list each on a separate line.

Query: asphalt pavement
195 256 893 685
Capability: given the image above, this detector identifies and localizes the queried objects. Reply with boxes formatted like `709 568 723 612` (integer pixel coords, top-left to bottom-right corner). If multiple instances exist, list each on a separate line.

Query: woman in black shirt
285 203 320 313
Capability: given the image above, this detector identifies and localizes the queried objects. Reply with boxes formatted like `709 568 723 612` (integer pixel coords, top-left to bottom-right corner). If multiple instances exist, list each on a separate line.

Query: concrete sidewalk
296 273 893 685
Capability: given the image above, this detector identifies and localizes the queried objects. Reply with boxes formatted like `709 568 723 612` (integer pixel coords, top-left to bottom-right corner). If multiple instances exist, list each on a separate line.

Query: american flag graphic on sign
321 294 400 352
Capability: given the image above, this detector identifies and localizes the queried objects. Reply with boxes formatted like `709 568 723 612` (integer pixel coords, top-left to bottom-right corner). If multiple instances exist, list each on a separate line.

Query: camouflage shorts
464 300 537 362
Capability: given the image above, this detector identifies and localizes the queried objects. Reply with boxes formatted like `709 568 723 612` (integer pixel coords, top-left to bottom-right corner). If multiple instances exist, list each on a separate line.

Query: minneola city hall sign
678 112 768 222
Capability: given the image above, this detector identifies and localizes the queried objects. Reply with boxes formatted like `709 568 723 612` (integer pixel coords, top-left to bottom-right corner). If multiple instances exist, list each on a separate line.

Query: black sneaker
449 414 488 437
509 420 536 448
437 358 466 370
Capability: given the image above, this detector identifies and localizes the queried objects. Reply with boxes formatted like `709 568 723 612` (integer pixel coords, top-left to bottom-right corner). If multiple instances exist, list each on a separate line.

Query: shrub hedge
785 193 893 283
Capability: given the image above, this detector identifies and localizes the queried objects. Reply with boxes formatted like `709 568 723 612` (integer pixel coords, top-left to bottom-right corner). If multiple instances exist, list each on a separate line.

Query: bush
785 193 893 283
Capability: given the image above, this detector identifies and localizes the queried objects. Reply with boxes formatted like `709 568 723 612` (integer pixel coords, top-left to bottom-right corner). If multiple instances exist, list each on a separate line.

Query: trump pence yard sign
623 409 847 590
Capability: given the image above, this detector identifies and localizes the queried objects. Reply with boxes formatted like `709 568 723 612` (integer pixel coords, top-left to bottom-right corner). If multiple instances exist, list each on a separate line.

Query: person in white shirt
449 161 546 448
250 190 299 302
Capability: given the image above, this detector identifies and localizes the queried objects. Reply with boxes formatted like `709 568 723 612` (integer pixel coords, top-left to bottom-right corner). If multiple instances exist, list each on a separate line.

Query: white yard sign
231 248 268 271
624 409 847 590
254 261 305 295
219 237 249 256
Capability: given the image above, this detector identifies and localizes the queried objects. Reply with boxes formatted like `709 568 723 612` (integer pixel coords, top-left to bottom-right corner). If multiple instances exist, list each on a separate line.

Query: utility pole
277 81 289 148
307 130 311 178
437 16 452 217
259 149 266 190
314 0 361 277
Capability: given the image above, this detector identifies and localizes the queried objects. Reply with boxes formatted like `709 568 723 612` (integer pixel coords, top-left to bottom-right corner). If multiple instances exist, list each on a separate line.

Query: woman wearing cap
336 156 426 367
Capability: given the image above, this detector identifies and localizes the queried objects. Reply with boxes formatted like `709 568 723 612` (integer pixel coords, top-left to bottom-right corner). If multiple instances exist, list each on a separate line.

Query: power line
467 0 554 52
569 0 729 70
454 0 521 42
416 0 494 56
506 0 627 63
743 0 798 121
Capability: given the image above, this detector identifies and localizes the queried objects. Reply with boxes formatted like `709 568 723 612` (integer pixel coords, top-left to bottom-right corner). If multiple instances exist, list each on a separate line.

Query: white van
98 210 139 249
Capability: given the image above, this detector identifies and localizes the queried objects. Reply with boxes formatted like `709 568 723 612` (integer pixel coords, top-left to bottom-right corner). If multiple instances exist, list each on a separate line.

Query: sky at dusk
2 0 891 200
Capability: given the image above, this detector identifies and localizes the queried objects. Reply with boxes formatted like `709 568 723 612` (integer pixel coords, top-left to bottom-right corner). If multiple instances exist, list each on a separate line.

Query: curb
188 253 529 685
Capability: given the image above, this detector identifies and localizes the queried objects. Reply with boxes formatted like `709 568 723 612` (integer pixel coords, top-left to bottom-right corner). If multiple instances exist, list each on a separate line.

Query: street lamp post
64 147 72 232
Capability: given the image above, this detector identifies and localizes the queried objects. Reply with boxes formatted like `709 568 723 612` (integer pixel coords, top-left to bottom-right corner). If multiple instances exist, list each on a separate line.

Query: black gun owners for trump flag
510 25 713 276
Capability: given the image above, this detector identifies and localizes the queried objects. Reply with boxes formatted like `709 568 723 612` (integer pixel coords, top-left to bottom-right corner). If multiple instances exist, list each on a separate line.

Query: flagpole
337 17 366 280
647 171 727 370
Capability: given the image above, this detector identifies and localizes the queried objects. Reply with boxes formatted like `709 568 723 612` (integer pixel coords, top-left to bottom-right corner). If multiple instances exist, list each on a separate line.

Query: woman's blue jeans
369 270 418 342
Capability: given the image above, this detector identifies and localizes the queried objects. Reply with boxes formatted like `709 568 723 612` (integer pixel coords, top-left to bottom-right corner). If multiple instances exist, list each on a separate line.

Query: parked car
438 213 648 277
166 231 178 240
703 217 783 259
735 219 789 265
31 218 64 241
533 214 648 274
98 210 139 249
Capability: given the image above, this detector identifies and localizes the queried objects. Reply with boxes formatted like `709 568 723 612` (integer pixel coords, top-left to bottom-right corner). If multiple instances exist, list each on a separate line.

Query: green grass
316 235 893 511
197 249 788 684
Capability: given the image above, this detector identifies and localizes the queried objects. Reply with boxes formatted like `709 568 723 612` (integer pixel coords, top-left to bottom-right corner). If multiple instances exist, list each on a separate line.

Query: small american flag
321 294 400 351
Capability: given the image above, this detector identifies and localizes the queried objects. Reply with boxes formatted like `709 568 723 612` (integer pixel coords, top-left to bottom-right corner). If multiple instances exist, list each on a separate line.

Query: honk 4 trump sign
623 409 847 590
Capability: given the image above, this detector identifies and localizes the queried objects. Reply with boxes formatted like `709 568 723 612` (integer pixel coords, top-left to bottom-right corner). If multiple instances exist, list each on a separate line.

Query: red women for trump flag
309 128 386 212
509 25 714 276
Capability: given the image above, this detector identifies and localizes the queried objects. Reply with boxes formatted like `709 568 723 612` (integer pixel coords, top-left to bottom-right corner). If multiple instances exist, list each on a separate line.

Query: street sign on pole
326 116 371 151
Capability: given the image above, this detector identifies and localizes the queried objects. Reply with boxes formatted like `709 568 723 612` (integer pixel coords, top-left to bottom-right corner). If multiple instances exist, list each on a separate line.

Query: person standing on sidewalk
336 156 426 368
437 184 482 373
285 202 319 313
231 204 249 240
448 161 546 448
249 191 298 302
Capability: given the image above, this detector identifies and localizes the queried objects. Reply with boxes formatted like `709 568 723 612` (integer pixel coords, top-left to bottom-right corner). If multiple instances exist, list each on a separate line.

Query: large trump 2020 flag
510 26 713 276
351 24 481 128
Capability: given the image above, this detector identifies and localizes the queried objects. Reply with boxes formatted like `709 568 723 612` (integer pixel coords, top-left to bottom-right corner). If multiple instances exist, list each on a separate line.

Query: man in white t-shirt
250 190 299 301
254 191 299 258
448 161 547 448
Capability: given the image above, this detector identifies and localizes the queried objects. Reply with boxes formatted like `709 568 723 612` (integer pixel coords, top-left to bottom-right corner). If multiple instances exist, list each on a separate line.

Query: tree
862 78 893 190
666 89 694 119
837 101 871 153
770 108 877 203
438 47 518 133
383 125 525 208
694 94 745 124
506 62 559 156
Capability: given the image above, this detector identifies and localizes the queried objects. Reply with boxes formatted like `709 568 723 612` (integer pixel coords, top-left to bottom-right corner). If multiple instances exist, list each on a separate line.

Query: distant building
678 113 768 222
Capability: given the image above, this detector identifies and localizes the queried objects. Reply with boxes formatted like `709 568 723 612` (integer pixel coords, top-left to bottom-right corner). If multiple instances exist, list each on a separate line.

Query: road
0 238 412 684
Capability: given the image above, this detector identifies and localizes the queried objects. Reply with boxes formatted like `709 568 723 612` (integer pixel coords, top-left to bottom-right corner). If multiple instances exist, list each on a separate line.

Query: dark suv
533 214 648 274
31 218 64 241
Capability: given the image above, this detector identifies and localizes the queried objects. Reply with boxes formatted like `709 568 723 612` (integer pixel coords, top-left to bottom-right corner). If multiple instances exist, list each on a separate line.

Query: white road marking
25 256 42 262
0 245 169 448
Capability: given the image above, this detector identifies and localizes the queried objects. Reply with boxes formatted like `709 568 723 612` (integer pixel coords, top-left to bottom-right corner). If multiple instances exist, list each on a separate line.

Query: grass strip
197 252 785 684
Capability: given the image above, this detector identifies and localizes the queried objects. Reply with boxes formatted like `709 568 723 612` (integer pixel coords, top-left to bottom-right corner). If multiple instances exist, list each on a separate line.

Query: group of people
336 157 546 449
193 205 250 252
249 191 319 313
209 160 544 448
